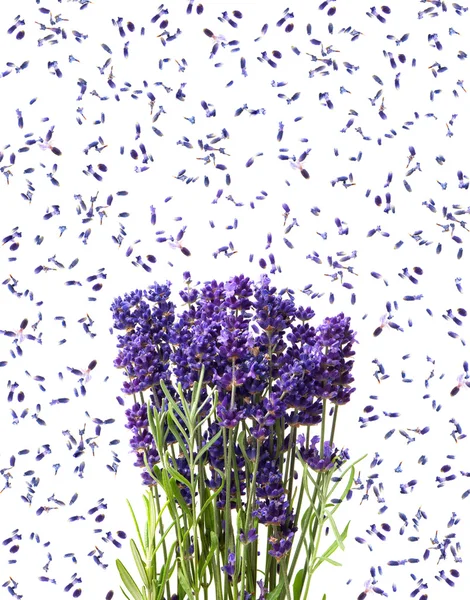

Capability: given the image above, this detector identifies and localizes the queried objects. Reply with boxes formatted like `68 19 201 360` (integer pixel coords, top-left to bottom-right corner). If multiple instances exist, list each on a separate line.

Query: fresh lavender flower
112 275 358 600
297 434 336 472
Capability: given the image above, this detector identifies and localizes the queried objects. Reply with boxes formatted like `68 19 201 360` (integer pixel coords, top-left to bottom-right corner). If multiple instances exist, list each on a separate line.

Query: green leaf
141 452 161 489
130 539 150 588
155 540 178 600
154 520 176 559
126 499 145 553
190 366 206 421
167 464 192 491
237 429 251 466
178 565 195 600
323 557 342 567
176 381 191 419
116 559 144 600
194 428 222 465
293 568 305 600
303 465 324 499
326 466 354 506
322 595 327 600
266 581 285 600
171 383 191 426
326 454 367 502
147 402 159 445
169 477 192 518
119 586 133 600
148 489 157 541
192 401 214 434
198 530 219 579
142 495 150 551
313 521 350 572
324 509 345 551
196 478 225 527
167 410 191 450
150 463 164 486
160 380 189 428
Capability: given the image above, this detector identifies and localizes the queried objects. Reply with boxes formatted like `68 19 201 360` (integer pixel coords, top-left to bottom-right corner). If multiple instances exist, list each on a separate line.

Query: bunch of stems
117 363 364 600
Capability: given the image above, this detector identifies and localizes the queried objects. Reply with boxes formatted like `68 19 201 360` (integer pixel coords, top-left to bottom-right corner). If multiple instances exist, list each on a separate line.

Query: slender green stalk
212 486 224 600
329 404 339 446
189 440 200 599
152 486 171 600
167 442 194 594
280 557 292 600
223 428 236 600
195 422 210 588
301 475 329 600
231 424 243 511
284 424 298 503
319 399 328 459
240 441 261 599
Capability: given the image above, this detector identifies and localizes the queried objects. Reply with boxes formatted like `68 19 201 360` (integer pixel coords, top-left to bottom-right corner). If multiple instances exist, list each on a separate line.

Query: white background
1 0 470 598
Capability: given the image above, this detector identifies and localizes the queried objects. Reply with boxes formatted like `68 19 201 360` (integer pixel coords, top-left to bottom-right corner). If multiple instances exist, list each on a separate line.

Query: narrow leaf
147 402 159 444
167 464 192 490
324 557 342 566
167 412 191 457
120 586 133 600
313 522 350 572
178 565 195 600
156 540 178 600
169 478 192 518
194 428 222 464
160 380 189 428
293 568 305 600
190 365 206 421
266 581 285 600
126 499 145 553
198 530 219 579
116 559 144 600
324 509 345 550
130 539 150 588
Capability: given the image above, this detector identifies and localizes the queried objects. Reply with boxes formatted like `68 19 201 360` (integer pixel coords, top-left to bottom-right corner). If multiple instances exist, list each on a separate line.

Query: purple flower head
111 277 356 504
254 276 296 334
268 529 295 562
240 528 258 544
124 401 160 484
221 550 236 581
298 434 335 472
110 289 144 331
112 282 175 396
295 305 315 322
285 399 323 427
315 312 357 351
224 274 253 310
257 579 268 600
217 394 246 428
252 496 291 526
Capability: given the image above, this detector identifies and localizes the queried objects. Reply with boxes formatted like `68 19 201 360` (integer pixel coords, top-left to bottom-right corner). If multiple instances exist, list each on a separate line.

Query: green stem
223 428 235 600
329 404 339 446
301 476 328 600
153 486 171 600
240 441 261 599
213 488 224 600
284 424 297 505
280 557 292 600
319 399 327 459
190 444 200 598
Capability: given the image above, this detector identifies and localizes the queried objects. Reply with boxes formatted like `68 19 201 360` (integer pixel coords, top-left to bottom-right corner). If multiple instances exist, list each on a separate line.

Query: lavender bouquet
110 273 361 600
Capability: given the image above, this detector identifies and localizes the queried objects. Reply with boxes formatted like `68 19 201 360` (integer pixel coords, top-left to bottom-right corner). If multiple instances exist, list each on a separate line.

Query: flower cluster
298 434 350 473
111 273 357 592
